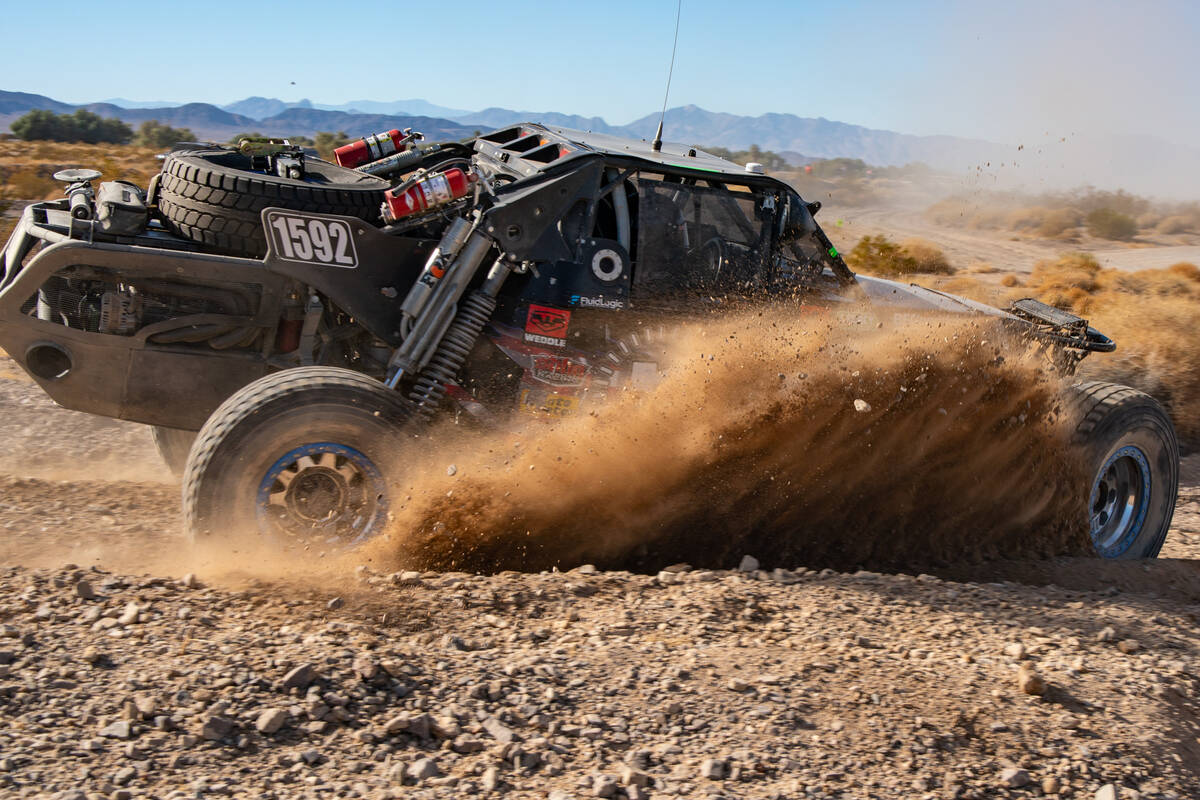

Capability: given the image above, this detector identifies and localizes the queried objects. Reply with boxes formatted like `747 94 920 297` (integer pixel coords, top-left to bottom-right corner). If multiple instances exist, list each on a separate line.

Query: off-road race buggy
0 124 1179 560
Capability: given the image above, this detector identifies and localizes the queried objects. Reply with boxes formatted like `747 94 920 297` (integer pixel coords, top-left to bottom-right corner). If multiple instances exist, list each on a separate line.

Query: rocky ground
1 359 1199 800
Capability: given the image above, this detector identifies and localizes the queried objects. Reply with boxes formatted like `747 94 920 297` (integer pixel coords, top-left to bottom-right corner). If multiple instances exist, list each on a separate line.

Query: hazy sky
3 0 1196 147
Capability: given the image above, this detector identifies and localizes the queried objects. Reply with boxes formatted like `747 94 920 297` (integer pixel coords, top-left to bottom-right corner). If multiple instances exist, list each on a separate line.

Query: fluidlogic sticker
524 304 571 348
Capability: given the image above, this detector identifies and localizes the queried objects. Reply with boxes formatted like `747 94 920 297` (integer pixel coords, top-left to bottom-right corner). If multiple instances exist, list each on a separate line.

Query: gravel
1 357 1199 798
0 559 1194 798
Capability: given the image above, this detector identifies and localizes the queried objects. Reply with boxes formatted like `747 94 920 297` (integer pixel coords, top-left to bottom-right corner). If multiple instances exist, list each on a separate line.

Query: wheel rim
255 442 387 547
1089 445 1151 557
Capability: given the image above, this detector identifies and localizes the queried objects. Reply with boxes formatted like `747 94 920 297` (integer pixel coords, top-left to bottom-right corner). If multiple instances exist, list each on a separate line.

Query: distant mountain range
2 91 1196 197
0 89 1006 168
0 91 478 147
217 97 472 121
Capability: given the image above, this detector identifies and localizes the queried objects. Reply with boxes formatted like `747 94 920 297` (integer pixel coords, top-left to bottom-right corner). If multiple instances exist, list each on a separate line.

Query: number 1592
267 212 358 268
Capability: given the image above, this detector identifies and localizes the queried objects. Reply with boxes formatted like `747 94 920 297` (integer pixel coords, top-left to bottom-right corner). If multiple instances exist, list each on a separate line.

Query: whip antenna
651 0 683 152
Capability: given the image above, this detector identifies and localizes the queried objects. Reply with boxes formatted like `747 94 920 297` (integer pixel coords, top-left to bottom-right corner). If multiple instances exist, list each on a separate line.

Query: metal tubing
385 230 493 387
399 215 473 326
606 168 631 252
411 233 492 368
480 257 512 297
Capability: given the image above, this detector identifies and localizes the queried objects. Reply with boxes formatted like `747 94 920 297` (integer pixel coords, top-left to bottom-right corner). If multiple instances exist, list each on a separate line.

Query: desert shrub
1006 206 1048 232
1000 274 1021 287
1025 252 1103 311
1066 188 1150 218
10 109 132 144
926 254 1200 445
925 188 1191 241
899 238 953 273
1085 208 1137 241
925 199 967 226
1156 214 1198 235
706 144 790 170
1083 296 1200 444
314 131 351 161
807 157 870 179
132 120 195 149
1036 207 1082 239
847 235 954 276
967 261 998 274
966 207 1009 230
1107 269 1200 300
1136 212 1162 230
1 167 57 200
0 141 162 205
1167 262 1200 282
847 235 915 276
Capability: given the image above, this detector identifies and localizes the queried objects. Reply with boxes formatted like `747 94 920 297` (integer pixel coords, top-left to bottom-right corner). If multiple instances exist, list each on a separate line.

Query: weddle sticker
524 304 571 347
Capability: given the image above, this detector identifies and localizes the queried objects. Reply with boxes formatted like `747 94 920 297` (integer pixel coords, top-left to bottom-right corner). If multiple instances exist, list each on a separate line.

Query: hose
208 325 259 350
148 323 239 344
129 279 252 316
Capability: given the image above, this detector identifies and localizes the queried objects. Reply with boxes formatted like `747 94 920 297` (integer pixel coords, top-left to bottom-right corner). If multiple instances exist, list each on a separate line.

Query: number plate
264 210 359 268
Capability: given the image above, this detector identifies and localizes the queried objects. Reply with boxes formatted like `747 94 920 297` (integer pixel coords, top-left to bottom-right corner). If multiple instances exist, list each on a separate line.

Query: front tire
1070 381 1178 558
182 367 413 550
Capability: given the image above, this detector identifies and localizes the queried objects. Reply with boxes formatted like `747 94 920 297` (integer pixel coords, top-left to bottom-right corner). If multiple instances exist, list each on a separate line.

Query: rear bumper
0 202 282 429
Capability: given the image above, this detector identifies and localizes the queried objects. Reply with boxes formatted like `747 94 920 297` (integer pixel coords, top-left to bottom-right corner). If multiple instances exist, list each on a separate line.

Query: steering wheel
697 237 727 283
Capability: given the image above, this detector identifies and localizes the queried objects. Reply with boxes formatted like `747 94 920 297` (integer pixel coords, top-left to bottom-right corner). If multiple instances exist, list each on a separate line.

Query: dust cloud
368 309 1093 574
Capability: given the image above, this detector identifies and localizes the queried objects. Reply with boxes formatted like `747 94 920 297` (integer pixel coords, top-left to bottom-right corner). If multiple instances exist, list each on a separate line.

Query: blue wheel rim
255 442 387 547
1089 444 1151 558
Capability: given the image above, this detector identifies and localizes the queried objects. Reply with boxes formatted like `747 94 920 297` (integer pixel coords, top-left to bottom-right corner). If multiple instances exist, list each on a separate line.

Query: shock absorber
407 259 513 418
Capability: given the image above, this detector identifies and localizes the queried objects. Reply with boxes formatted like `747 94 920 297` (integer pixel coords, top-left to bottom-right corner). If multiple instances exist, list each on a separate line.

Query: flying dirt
371 311 1092 574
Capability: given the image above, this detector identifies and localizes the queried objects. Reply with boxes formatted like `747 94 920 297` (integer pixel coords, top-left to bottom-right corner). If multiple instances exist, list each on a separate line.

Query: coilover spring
407 290 497 418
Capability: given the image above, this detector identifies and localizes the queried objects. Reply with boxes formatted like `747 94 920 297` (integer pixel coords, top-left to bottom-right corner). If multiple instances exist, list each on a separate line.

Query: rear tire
182 367 414 550
1070 381 1178 558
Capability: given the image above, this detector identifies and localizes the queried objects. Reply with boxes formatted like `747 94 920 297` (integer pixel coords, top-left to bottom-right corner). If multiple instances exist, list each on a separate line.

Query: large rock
255 708 288 734
482 716 515 743
999 768 1030 788
99 720 132 739
281 663 317 689
200 715 236 741
1016 663 1046 696
406 757 441 781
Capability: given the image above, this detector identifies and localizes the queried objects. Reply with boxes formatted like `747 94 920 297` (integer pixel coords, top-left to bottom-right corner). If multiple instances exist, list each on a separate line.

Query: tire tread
182 367 411 540
1068 380 1179 558
157 150 387 257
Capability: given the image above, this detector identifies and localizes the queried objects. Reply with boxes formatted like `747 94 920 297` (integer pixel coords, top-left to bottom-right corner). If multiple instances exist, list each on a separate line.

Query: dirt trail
831 207 1069 273
836 206 1200 275
1091 245 1200 272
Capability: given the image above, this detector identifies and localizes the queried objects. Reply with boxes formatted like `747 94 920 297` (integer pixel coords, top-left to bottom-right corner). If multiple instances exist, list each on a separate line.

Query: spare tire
157 148 389 257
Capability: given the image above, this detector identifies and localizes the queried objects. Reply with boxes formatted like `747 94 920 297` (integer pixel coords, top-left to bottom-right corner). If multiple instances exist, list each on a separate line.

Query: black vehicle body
0 123 1173 560
0 123 1111 428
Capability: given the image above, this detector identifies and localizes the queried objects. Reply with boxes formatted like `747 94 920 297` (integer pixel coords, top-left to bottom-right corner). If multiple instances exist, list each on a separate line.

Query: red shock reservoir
382 168 476 223
334 129 405 168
